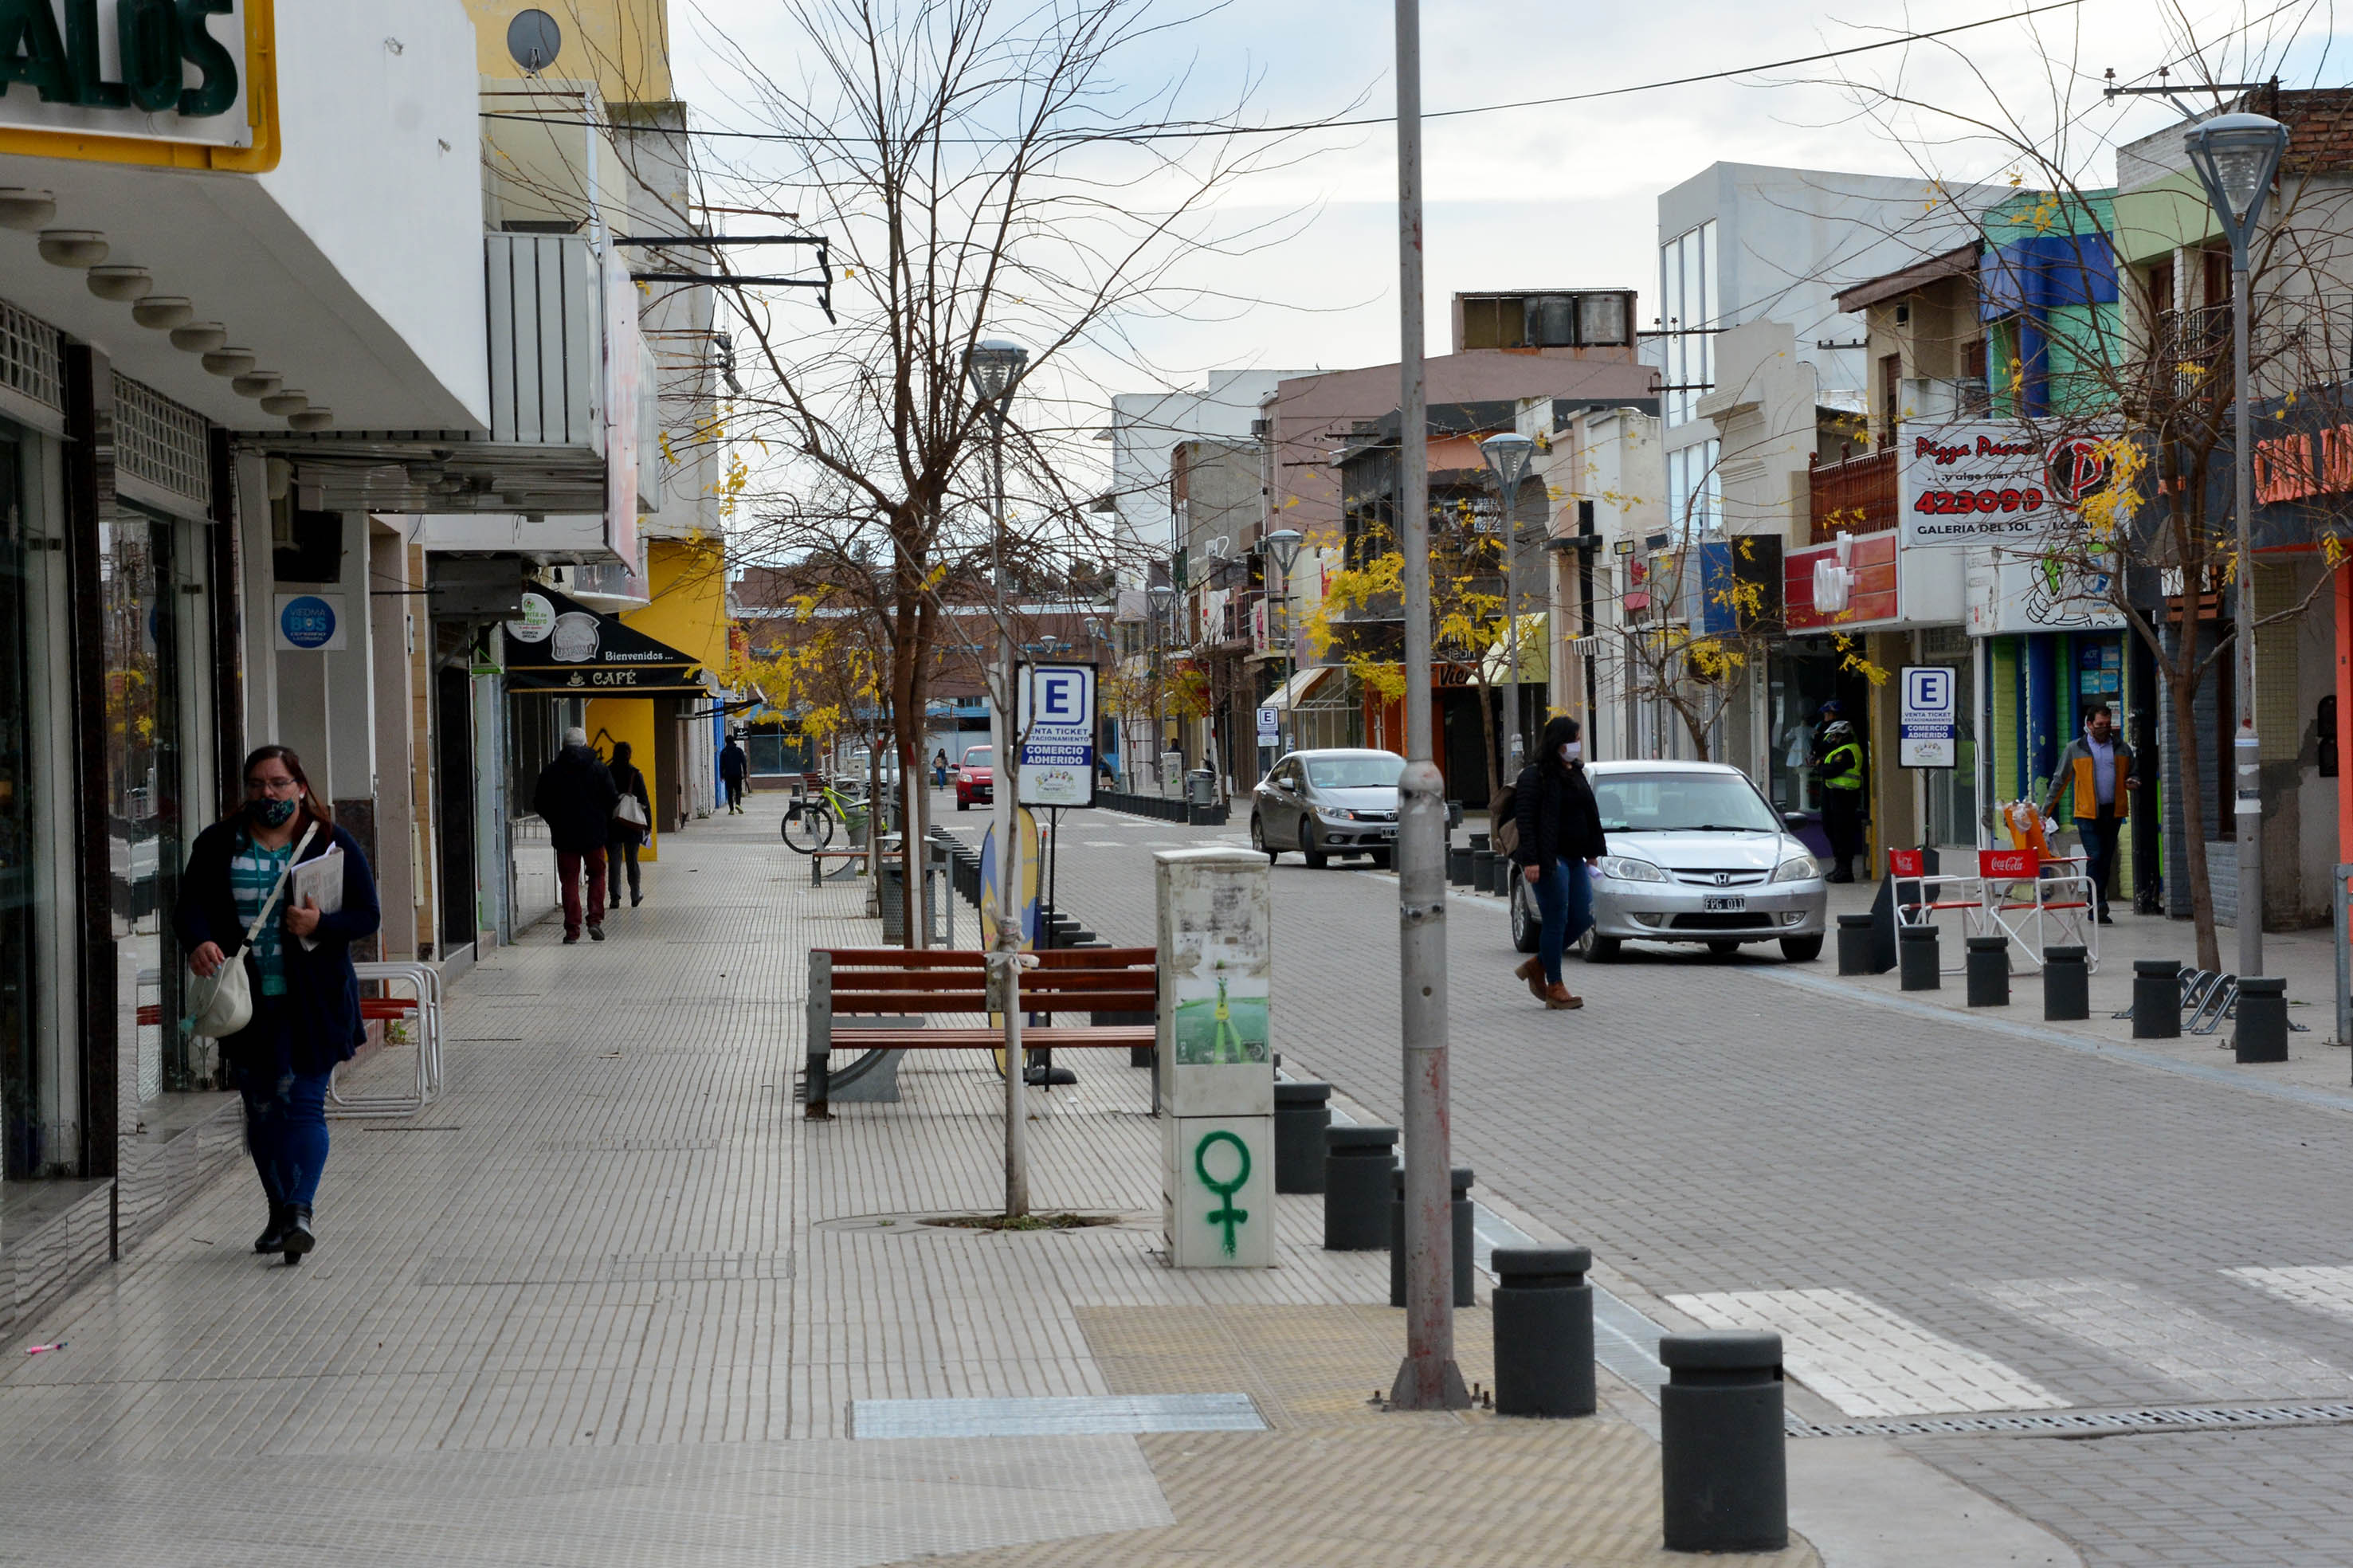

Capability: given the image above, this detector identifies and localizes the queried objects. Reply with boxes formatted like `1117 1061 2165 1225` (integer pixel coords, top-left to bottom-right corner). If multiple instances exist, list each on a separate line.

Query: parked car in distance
1506 759 1826 963
955 745 993 811
839 748 902 790
1249 748 1405 868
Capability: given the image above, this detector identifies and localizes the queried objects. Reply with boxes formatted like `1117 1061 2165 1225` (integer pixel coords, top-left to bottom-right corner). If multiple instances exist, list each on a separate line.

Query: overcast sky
666 0 2339 426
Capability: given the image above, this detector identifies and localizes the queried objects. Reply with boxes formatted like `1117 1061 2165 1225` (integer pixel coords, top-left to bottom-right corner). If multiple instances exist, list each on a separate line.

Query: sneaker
630 895 642 907
589 926 606 942
563 932 580 945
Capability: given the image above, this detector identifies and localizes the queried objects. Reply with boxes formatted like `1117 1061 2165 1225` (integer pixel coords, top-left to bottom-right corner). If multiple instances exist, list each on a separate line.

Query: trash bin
1187 769 1215 808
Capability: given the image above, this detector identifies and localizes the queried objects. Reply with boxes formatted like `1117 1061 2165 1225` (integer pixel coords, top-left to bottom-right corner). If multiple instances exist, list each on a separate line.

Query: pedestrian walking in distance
606 739 653 910
1509 715 1608 1010
175 745 380 1264
535 726 619 943
932 748 949 788
1816 719 1867 883
720 731 750 813
2042 701 2136 924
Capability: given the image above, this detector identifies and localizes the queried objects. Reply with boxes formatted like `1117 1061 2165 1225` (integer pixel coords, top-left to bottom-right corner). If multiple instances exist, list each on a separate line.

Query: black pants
1822 788 1865 876
2075 812 2120 915
607 835 641 902
724 777 744 810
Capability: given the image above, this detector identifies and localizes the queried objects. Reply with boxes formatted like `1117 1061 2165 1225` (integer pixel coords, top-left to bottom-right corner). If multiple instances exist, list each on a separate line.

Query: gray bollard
1835 912 1876 975
2043 943 2089 1021
1469 832 1490 853
1488 854 1516 896
1492 1245 1595 1417
1390 1164 1475 1307
1471 849 1496 893
2234 977 2288 1063
2131 958 2182 1039
1448 845 1473 885
1897 924 1940 991
1323 1125 1397 1250
1660 1331 1787 1554
1965 934 2009 1007
1273 1080 1332 1193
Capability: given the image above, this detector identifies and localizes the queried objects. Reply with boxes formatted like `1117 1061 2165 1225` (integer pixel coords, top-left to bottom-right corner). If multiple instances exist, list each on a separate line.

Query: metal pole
1389 0 1467 1413
1504 476 1522 774
990 410 1028 1216
2233 261 2263 981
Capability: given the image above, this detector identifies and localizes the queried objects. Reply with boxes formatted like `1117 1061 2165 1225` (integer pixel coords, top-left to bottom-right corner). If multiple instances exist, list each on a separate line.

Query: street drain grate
1788 1401 2353 1440
853 1393 1265 1439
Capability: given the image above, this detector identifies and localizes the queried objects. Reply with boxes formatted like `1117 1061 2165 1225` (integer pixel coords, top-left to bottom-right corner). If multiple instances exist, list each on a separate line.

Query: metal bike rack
329 961 445 1119
2188 974 2238 1036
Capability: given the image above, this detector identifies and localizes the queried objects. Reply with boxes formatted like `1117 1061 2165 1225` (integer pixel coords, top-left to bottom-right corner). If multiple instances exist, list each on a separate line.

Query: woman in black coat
1510 715 1608 1009
606 739 653 908
175 745 381 1264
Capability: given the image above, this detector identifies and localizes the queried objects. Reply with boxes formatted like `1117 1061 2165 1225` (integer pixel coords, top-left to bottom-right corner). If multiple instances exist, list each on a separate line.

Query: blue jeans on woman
1530 857 1594 985
233 1063 332 1207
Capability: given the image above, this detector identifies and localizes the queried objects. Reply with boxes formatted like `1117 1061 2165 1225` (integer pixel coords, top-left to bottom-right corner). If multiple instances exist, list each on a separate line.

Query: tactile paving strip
853 1392 1265 1438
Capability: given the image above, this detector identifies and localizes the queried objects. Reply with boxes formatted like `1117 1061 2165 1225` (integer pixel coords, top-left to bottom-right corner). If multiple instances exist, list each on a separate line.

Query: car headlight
1320 806 1359 821
1771 855 1820 884
1598 855 1665 883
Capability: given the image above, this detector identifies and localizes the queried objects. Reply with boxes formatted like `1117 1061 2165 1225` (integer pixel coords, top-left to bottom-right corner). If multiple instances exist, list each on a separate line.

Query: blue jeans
1530 857 1594 985
234 1064 331 1208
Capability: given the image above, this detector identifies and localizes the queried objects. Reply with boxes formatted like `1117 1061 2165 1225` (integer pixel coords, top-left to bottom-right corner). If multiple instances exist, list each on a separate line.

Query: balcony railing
1808 447 1898 544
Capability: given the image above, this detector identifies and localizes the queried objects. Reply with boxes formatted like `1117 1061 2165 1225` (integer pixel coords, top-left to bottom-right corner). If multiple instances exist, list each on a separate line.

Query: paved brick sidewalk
0 798 1816 1567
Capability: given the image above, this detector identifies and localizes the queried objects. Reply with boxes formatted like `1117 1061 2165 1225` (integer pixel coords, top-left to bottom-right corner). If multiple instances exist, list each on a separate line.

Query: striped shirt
229 837 296 997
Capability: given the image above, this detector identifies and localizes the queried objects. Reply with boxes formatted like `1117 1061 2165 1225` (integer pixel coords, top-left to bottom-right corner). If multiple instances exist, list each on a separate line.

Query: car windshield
962 748 992 766
1303 754 1406 790
1591 771 1778 833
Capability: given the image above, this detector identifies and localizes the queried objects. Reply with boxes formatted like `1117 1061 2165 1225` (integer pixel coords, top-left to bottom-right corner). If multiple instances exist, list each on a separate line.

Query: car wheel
1706 939 1741 958
1578 928 1621 964
1780 934 1825 962
1301 821 1328 869
1509 880 1540 954
1250 814 1278 864
956 797 968 811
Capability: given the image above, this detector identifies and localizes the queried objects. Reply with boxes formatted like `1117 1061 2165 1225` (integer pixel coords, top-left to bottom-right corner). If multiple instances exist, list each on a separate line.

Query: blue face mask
251 795 298 828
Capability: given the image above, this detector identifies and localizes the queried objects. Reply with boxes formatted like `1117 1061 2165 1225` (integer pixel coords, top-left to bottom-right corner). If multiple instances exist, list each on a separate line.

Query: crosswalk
1670 1265 2353 1417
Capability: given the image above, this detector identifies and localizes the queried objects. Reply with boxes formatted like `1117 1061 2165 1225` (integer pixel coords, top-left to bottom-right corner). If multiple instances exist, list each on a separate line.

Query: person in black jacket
606 739 654 909
720 733 750 813
534 726 620 943
1511 715 1608 1009
175 745 381 1263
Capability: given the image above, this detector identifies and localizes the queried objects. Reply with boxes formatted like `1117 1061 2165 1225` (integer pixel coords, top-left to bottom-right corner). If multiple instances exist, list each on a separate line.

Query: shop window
0 433 35 1175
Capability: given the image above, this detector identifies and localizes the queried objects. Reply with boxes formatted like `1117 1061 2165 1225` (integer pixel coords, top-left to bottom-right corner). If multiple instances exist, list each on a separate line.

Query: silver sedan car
1249 748 1404 868
1508 759 1826 962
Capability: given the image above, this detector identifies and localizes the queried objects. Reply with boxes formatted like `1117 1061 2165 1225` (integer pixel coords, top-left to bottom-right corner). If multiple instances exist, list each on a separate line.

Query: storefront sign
1900 422 2124 547
273 592 342 651
501 583 708 696
1015 662 1096 808
0 0 279 171
1898 664 1955 768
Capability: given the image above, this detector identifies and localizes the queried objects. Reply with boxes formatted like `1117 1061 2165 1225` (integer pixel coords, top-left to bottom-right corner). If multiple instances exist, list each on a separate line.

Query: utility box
1155 848 1275 1268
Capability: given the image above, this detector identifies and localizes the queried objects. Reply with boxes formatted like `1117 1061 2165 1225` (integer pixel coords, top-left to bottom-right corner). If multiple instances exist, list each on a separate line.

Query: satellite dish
507 9 562 73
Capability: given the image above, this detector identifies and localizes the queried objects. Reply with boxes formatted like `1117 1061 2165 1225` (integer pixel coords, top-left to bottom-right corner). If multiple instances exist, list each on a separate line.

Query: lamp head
1261 527 1304 577
2185 111 2289 254
1480 431 1537 496
963 339 1029 402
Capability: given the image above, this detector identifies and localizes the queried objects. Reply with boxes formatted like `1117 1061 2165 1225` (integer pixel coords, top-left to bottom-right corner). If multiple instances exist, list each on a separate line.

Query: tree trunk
2167 646 2222 973
1473 672 1500 806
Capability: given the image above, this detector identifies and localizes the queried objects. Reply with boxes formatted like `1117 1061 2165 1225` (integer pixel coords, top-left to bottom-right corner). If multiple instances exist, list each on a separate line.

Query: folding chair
1887 849 1982 972
1975 846 2098 974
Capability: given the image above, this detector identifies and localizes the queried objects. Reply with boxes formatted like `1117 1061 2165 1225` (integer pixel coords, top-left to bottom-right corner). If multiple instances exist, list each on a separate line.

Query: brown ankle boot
1514 956 1546 1001
1543 982 1583 1010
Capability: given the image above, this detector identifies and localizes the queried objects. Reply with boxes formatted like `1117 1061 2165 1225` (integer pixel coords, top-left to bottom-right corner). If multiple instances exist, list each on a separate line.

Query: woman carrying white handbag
175 745 381 1264
606 739 653 909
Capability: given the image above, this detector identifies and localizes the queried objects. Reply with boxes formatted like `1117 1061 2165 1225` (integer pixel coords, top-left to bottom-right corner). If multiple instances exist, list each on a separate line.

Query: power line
479 2 2083 148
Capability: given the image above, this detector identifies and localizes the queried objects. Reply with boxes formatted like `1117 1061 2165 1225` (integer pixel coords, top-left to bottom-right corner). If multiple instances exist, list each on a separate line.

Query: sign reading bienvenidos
0 0 276 167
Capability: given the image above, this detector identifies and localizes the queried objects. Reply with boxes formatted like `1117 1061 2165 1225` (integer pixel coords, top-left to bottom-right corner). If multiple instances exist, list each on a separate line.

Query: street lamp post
966 337 1030 1216
1480 432 1536 776
1262 527 1304 755
2186 109 2289 982
1148 582 1174 793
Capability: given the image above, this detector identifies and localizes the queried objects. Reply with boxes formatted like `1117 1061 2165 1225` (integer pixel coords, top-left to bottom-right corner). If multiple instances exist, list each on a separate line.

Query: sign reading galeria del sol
1900 421 2125 547
0 0 278 171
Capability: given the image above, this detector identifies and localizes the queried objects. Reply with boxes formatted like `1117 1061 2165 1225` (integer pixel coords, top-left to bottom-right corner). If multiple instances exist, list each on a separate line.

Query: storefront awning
1480 614 1549 684
1259 664 1338 713
503 585 711 696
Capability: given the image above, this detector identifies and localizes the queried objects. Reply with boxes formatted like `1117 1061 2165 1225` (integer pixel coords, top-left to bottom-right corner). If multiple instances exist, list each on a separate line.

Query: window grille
113 374 211 506
0 296 62 412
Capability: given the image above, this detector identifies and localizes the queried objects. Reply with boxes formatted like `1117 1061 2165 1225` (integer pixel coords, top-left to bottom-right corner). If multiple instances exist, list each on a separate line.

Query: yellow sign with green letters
0 0 277 170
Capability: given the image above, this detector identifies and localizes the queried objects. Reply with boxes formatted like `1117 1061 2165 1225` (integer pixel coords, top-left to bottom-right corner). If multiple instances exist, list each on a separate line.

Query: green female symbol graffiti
1194 1129 1252 1256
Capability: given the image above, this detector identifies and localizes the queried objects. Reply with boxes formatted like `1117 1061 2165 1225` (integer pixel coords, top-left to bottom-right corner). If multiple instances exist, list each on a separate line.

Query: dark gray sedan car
1249 748 1405 868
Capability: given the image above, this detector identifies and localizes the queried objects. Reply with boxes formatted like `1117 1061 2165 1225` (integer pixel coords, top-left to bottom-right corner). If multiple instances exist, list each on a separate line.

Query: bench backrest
815 947 1157 1017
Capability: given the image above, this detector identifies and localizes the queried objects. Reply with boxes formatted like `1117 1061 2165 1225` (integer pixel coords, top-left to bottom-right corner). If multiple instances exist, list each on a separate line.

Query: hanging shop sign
1014 661 1096 808
1900 421 2127 547
0 0 280 170
502 584 706 696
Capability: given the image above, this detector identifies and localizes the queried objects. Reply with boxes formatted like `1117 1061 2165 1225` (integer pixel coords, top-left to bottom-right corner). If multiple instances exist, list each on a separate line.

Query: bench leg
805 1048 831 1119
805 951 833 1119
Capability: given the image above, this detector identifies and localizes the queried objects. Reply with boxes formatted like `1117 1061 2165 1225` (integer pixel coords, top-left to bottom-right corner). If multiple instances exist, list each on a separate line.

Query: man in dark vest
1817 719 1867 883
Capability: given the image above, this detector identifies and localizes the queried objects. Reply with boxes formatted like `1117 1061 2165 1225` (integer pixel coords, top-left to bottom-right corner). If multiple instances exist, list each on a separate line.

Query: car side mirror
1782 812 1806 828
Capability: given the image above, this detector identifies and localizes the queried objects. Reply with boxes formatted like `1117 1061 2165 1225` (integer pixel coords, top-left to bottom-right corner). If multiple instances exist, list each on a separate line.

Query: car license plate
1703 895 1747 913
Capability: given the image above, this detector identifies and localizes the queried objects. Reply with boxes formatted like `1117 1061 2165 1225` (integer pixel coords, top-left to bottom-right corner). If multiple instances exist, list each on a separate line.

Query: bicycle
780 778 877 853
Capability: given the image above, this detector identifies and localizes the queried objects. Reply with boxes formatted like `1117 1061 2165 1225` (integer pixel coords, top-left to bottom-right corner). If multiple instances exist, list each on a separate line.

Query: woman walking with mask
176 746 380 1264
1511 715 1607 1009
606 740 653 909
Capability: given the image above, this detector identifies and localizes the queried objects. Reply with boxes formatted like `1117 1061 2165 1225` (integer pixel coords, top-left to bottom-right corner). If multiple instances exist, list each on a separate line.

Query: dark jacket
534 744 621 853
719 742 748 782
607 760 653 844
1512 761 1608 868
174 817 382 1076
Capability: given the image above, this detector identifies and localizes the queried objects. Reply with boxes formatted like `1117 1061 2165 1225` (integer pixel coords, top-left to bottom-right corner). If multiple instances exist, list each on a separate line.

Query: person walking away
535 726 619 943
606 739 653 909
1817 719 1867 883
932 749 949 789
177 745 381 1264
1510 715 1608 1009
2042 702 2136 924
720 732 750 813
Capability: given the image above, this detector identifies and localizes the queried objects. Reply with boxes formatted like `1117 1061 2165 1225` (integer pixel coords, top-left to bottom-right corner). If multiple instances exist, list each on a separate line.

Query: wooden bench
805 947 1156 1119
